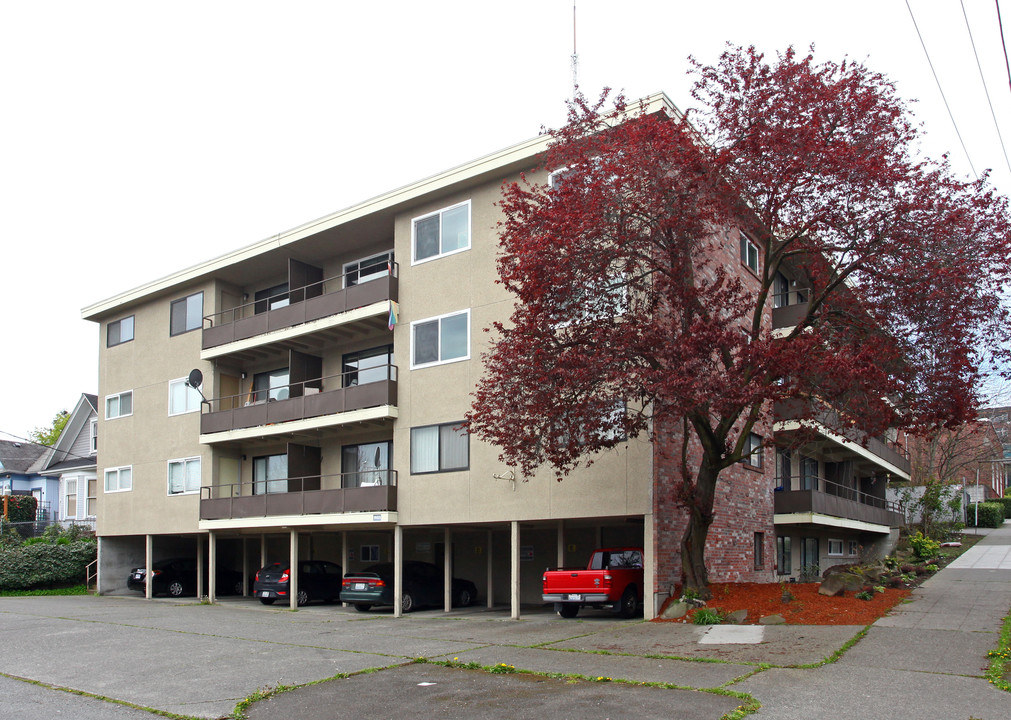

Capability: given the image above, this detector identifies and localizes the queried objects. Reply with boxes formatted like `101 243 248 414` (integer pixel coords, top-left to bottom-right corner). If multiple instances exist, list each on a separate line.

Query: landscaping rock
659 601 689 619
724 609 748 624
759 614 786 625
818 575 847 596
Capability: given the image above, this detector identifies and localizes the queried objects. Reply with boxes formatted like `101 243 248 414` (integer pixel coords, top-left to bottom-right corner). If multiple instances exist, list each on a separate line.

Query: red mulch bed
654 582 912 625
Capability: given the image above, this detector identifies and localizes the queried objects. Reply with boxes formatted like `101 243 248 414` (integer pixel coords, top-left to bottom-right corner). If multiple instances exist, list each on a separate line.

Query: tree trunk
679 458 721 600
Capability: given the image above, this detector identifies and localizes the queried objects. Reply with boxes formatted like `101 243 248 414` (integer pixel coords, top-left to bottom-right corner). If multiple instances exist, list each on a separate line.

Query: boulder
724 609 748 624
759 614 786 625
818 575 847 596
659 601 689 620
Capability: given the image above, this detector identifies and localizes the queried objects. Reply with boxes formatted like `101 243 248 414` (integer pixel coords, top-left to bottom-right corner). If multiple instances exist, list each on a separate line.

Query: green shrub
0 540 96 590
967 502 1005 529
692 607 724 625
6 495 38 523
909 531 941 559
855 590 874 601
996 496 1011 520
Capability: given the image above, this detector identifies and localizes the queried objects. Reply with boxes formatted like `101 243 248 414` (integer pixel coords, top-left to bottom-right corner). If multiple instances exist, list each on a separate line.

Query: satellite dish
187 369 203 388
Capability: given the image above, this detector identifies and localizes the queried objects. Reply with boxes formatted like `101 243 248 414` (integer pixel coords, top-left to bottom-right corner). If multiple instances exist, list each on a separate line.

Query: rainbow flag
388 300 399 330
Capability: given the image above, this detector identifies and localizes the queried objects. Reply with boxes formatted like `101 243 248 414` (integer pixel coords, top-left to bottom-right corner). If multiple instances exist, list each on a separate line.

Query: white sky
2 1 1009 440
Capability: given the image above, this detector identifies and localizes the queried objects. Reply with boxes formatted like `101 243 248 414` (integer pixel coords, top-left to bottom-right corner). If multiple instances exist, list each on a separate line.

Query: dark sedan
340 560 478 612
127 557 245 598
253 560 343 606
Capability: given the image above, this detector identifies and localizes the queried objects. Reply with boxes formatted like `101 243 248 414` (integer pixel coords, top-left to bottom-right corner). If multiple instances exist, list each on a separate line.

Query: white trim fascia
774 419 911 481
81 92 679 321
773 512 893 534
199 511 397 532
199 405 397 445
200 301 388 361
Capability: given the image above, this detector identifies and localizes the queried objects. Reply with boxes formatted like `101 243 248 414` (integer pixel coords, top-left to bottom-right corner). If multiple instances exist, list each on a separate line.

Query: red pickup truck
542 547 644 618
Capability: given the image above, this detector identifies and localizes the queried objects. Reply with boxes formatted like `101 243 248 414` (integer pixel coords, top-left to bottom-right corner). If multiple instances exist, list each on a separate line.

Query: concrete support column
241 537 249 597
510 520 520 620
643 513 656 620
556 520 565 568
289 529 298 610
196 535 205 600
444 527 452 612
486 529 494 609
260 534 267 568
144 534 153 600
393 525 403 618
208 531 217 603
341 531 348 607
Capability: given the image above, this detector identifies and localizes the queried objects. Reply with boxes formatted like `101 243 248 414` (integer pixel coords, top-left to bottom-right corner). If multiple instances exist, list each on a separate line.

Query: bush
6 495 38 523
967 502 1005 529
0 540 96 591
692 607 724 625
909 531 941 560
996 496 1011 520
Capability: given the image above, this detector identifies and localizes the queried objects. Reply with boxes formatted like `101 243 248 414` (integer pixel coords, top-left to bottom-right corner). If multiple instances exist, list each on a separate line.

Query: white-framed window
827 538 844 557
360 545 380 562
411 201 470 264
90 419 98 454
107 315 134 347
344 250 394 287
741 432 763 468
848 540 860 557
410 421 469 474
64 477 78 519
104 465 132 493
740 231 760 273
168 457 201 495
86 477 97 517
105 391 133 420
169 377 202 415
170 291 203 336
410 310 469 369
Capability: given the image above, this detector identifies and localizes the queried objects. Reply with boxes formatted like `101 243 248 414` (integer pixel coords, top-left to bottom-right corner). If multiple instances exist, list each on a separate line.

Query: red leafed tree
465 46 1011 597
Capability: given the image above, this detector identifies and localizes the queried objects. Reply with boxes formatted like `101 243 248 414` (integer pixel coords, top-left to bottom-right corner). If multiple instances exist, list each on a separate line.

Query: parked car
542 547 644 618
127 557 245 598
253 560 343 606
340 560 478 612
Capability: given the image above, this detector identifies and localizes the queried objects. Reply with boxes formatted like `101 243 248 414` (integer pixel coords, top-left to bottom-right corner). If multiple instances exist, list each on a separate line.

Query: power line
0 430 95 466
999 1 1011 96
906 0 978 179
962 0 1011 176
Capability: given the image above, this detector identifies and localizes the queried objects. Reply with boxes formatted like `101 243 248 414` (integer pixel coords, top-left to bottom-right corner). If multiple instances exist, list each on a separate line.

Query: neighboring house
39 393 99 530
0 439 56 526
82 93 908 614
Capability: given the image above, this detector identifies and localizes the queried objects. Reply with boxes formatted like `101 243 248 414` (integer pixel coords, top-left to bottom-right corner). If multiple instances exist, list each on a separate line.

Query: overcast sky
2 1 1009 440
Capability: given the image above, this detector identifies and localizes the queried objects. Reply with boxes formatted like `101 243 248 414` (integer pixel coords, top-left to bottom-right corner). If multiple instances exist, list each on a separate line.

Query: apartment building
82 93 908 618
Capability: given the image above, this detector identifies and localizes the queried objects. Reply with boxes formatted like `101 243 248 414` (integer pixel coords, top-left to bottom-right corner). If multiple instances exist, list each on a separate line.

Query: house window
342 441 392 488
741 433 763 468
557 274 628 327
90 419 98 454
776 536 792 575
827 539 844 557
800 537 818 574
107 316 134 347
412 201 470 264
104 466 132 493
343 345 394 387
800 456 819 490
253 454 287 495
361 545 380 562
252 368 290 402
169 378 202 415
64 478 77 519
848 540 860 557
105 391 133 420
344 251 394 287
168 457 201 495
776 448 791 489
87 477 97 516
754 532 765 571
740 231 759 273
411 310 469 369
254 283 289 314
410 422 469 474
170 291 203 336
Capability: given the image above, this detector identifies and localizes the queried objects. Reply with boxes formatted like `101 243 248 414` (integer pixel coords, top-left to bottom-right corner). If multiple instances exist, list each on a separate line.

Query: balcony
774 475 905 528
200 366 397 438
774 399 911 478
200 471 397 521
202 267 398 352
771 288 809 330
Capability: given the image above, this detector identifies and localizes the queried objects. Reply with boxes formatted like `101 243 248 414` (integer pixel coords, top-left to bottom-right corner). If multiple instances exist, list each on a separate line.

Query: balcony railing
774 474 905 527
771 288 810 330
774 399 911 476
200 366 397 436
200 471 398 520
202 266 399 350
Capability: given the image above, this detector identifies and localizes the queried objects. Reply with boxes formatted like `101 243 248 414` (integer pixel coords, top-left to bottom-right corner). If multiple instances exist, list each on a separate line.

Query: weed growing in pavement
984 608 1011 692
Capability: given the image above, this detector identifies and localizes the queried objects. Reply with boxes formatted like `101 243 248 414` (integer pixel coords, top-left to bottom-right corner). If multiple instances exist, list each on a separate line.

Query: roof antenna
570 0 579 98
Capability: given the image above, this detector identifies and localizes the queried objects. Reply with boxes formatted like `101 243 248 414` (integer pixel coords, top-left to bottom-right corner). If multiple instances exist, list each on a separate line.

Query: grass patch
985 609 1011 692
0 584 90 597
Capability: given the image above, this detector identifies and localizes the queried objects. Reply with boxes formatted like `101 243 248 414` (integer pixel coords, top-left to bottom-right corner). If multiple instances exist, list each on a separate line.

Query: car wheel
296 589 310 606
168 581 185 598
233 580 244 596
455 587 474 607
401 590 415 613
558 604 579 619
259 598 275 605
354 603 372 612
620 587 639 618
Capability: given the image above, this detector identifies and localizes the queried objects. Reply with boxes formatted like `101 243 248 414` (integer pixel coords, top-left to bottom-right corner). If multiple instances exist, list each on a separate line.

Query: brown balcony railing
200 471 398 520
771 288 810 330
774 475 905 527
774 399 911 475
200 366 397 435
202 266 399 350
